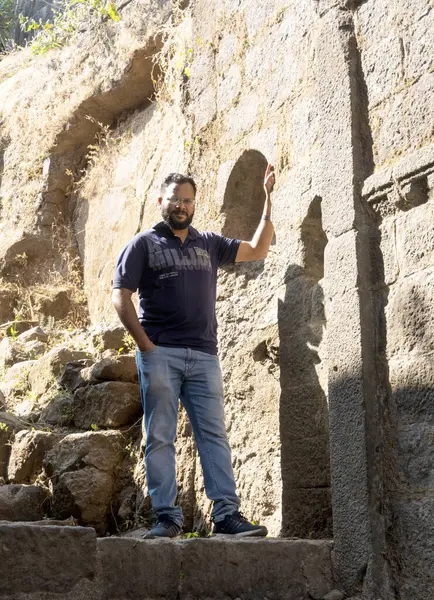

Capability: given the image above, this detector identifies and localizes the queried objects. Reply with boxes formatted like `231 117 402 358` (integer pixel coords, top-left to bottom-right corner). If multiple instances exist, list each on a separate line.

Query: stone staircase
0 522 335 600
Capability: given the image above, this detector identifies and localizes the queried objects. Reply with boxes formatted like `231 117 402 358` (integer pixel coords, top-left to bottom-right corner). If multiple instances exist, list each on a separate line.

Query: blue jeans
136 346 240 526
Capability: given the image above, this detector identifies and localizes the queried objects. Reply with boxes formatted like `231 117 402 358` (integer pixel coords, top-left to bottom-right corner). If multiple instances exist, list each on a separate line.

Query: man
112 164 275 538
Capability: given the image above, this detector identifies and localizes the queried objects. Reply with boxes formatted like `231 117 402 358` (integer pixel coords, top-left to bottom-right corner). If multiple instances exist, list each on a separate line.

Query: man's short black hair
160 173 197 197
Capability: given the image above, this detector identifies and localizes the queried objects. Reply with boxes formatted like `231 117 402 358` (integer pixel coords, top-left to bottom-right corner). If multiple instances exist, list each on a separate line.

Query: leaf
184 66 191 78
107 2 120 21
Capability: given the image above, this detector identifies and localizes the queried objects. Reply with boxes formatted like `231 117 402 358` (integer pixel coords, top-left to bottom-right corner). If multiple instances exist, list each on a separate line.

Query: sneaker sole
142 533 183 540
211 530 268 538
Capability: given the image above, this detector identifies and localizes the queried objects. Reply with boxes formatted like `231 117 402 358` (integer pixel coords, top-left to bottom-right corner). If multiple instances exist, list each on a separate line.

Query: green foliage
0 0 15 52
90 423 98 431
121 332 136 353
184 531 199 539
19 0 121 55
7 321 18 340
0 422 9 432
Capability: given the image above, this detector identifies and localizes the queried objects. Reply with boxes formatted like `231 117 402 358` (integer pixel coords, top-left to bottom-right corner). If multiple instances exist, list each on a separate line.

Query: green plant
25 390 38 403
90 423 99 431
0 0 15 52
121 332 136 353
0 422 9 432
184 531 199 539
19 0 121 56
7 322 18 340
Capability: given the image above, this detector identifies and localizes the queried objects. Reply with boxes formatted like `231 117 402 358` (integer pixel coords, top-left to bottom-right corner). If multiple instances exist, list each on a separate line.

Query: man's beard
162 207 194 230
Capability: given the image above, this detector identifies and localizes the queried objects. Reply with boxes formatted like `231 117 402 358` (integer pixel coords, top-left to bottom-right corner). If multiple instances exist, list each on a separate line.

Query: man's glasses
166 196 195 207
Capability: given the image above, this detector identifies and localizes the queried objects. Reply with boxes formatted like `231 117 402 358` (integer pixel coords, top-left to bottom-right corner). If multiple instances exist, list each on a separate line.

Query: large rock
0 484 49 521
0 413 26 480
7 430 60 484
0 360 37 404
44 431 126 533
0 411 26 432
92 326 127 352
0 413 27 476
17 326 49 344
38 391 75 426
72 381 141 429
0 337 45 369
58 358 94 391
81 354 139 384
29 347 89 396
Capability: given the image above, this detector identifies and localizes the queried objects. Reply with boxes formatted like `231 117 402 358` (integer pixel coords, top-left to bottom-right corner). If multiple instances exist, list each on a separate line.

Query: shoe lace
231 511 249 523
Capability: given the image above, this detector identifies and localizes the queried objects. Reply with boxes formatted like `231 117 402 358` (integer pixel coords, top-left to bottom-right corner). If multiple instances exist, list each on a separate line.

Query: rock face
0 0 433 598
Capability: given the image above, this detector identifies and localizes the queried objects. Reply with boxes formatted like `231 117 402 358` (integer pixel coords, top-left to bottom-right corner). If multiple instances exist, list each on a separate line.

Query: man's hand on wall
264 164 275 196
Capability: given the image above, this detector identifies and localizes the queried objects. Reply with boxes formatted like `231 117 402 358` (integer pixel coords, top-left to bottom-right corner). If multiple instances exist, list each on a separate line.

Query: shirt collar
152 221 199 241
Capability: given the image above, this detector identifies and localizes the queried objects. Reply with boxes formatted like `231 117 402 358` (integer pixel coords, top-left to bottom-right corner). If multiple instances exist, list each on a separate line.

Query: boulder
0 413 27 478
44 431 126 533
92 326 127 352
29 347 89 396
8 430 60 484
0 360 37 402
39 392 75 426
81 354 138 384
72 381 141 429
0 337 45 369
0 411 26 431
58 359 94 391
0 484 49 521
17 326 49 344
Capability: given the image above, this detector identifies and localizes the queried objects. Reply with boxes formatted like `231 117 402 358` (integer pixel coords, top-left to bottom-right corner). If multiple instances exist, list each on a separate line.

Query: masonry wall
357 3 434 597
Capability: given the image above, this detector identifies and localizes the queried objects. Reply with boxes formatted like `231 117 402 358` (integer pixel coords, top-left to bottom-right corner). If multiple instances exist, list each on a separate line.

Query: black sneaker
212 511 268 537
143 515 182 539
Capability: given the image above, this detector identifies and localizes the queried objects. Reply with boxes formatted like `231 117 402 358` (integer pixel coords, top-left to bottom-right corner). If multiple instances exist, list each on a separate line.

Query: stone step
0 522 334 600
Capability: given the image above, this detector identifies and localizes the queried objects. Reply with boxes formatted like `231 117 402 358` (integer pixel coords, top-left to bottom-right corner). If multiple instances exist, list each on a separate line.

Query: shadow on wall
220 149 269 280
278 196 332 538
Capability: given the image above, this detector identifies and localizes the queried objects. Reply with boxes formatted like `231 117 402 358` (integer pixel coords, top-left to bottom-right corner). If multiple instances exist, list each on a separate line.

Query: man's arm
235 164 275 263
112 288 155 352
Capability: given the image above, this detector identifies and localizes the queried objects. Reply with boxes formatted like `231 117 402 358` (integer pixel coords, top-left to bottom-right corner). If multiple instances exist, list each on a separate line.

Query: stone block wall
363 148 434 600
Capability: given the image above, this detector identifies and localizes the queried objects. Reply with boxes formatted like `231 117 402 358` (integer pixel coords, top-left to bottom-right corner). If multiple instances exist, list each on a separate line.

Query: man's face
159 182 196 230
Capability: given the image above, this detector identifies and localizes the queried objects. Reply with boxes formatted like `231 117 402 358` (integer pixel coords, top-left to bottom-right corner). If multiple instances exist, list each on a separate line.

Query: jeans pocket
138 346 158 358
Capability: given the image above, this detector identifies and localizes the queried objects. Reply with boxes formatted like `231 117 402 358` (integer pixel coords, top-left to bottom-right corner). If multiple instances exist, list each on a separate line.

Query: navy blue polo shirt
113 221 241 355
